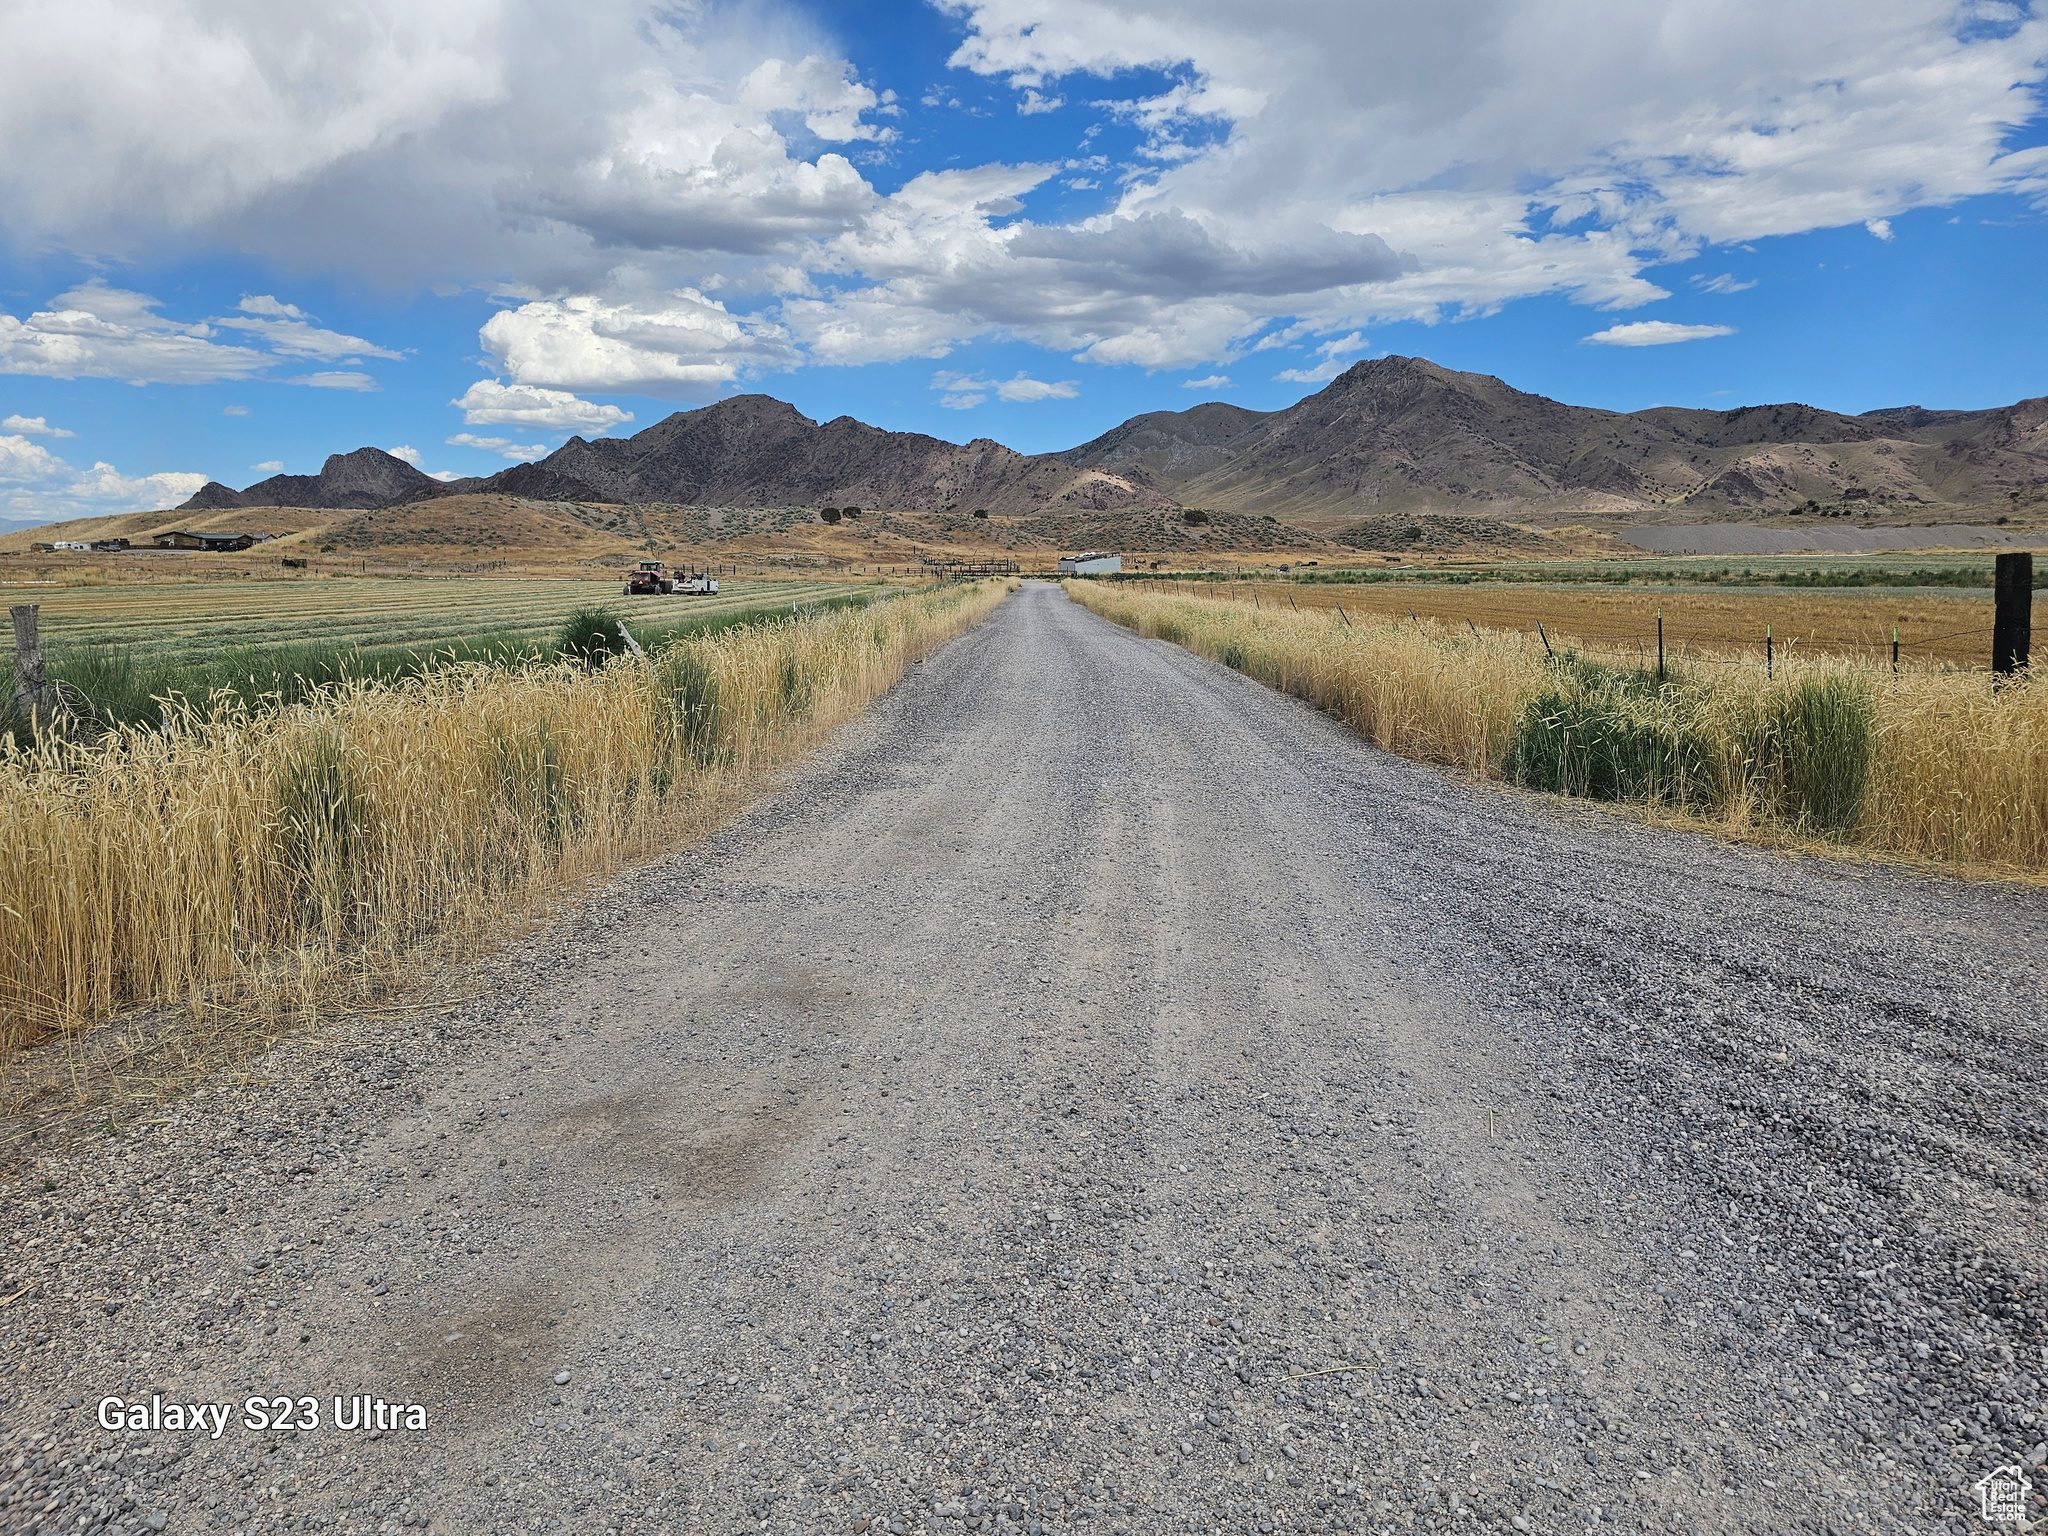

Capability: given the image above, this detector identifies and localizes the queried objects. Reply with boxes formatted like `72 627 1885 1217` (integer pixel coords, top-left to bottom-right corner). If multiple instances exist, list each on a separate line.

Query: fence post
1656 608 1665 683
1536 620 1554 658
1766 624 1773 680
1336 605 1353 627
10 603 65 731
1993 551 2033 675
1892 625 1899 674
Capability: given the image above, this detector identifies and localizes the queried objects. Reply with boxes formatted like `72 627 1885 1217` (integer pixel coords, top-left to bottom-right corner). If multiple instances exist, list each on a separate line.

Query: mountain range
180 356 2048 523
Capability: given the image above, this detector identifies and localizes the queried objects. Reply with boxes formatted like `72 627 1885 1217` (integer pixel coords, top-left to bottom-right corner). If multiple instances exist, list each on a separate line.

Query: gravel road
5 581 2045 1536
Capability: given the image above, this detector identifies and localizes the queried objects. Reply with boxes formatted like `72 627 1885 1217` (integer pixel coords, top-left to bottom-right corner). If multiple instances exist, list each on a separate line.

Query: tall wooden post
1993 552 2033 675
11 603 64 729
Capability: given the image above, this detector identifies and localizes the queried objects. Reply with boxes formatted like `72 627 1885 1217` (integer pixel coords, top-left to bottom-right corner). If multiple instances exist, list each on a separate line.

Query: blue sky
2 0 2044 522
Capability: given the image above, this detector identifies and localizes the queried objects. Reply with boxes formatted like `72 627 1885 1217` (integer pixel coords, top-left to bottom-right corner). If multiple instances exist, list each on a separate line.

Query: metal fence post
1994 552 2033 675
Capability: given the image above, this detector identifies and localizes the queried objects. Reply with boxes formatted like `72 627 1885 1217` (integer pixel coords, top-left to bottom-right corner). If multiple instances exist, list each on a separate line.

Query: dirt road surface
5 582 2045 1536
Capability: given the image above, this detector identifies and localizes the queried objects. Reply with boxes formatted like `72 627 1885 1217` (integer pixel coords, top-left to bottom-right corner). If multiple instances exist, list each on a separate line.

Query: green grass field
3 575 879 736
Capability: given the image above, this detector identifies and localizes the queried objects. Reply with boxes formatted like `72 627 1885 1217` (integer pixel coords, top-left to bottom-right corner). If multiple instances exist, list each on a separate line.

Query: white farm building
1057 552 1122 575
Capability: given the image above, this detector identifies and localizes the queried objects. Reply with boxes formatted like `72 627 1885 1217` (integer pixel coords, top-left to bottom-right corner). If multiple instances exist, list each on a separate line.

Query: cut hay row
21 577 867 662
1068 582 2048 875
0 581 1012 1058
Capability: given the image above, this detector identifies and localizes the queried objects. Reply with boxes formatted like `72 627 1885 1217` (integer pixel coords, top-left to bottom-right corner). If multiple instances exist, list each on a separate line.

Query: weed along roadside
1064 579 2048 875
0 580 1013 1064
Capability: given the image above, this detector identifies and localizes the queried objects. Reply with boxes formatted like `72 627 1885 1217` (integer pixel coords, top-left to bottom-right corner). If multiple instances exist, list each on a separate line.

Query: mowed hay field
1155 578 2002 667
10 575 870 663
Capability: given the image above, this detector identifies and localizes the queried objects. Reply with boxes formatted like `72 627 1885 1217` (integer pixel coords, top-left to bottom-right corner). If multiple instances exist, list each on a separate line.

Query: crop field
0 580 1013 1059
1070 581 2048 874
6 575 870 664
1133 575 2005 667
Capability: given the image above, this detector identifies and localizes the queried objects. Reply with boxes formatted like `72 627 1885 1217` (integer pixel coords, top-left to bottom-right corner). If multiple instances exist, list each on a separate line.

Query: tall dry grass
1068 581 2048 874
0 582 1010 1058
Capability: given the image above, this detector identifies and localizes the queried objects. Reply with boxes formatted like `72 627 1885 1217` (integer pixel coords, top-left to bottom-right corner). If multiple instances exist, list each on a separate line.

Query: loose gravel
3 581 2043 1536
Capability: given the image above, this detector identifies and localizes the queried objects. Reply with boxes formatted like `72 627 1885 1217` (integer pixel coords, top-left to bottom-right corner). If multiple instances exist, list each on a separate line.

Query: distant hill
174 357 2048 523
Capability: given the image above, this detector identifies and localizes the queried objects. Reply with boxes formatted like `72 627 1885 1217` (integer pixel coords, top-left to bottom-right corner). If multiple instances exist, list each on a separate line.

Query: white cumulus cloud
1582 320 1736 346
251 460 284 472
0 0 2041 382
452 379 634 433
480 291 790 400
0 435 72 482
2 414 74 437
0 433 206 521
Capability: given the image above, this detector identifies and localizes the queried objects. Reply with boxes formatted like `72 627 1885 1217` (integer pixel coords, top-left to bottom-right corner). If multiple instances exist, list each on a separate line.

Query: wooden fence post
1994 552 2033 675
1766 624 1773 680
10 603 65 730
1656 608 1665 683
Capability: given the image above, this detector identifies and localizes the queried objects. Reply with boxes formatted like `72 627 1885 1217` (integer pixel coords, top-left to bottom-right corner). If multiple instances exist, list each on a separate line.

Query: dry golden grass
0 581 1012 1063
1143 578 2000 667
1070 582 2048 874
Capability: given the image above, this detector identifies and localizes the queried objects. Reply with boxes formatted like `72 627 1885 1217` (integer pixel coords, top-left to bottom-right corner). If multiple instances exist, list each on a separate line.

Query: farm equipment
623 560 719 596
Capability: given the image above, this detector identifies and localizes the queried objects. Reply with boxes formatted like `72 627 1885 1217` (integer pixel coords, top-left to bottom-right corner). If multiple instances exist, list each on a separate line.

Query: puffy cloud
215 296 404 361
62 463 209 510
0 0 898 281
0 435 71 482
447 432 548 458
2 414 74 437
0 283 395 386
738 56 892 143
452 379 634 433
912 0 2048 345
1582 320 1736 346
1181 374 1230 389
1866 218 1896 240
0 433 204 520
251 459 284 472
0 283 271 384
995 373 1078 401
290 371 380 390
480 290 791 400
2 0 2041 382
